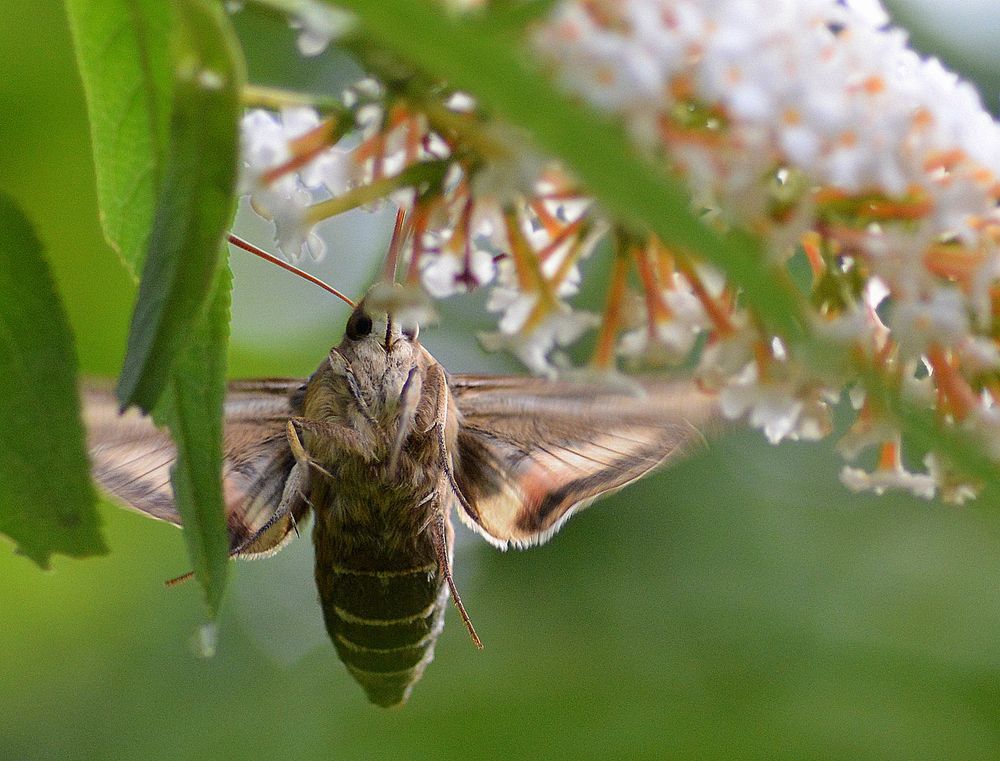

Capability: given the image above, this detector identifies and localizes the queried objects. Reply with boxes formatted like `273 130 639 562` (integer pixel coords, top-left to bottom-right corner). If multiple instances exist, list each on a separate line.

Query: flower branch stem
241 83 346 114
305 159 449 224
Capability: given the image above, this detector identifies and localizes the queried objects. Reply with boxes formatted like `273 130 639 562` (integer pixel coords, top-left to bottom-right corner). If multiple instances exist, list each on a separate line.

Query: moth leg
430 470 483 650
287 416 375 469
165 464 311 587
233 462 307 556
388 363 421 477
426 362 476 518
328 348 379 430
285 419 335 481
424 362 482 649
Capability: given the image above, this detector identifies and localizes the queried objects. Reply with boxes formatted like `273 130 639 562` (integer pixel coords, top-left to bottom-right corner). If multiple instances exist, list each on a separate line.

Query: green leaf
336 0 806 341
155 265 233 617
70 0 243 612
65 0 172 276
0 192 105 566
116 0 245 413
481 0 560 34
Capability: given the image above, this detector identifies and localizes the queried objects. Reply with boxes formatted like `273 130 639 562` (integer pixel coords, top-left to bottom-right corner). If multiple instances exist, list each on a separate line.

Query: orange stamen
923 244 985 286
673 253 735 336
659 117 728 148
504 209 552 302
653 244 675 285
926 344 977 421
632 245 672 327
530 199 564 240
405 114 423 165
591 251 630 369
354 130 386 179
800 231 825 278
876 440 898 471
537 216 586 263
924 148 966 173
382 207 408 283
404 201 432 285
861 75 886 95
753 340 774 381
261 119 340 186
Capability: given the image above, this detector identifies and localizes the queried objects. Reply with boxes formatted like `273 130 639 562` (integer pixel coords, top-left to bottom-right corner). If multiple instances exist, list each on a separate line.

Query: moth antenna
381 207 408 284
227 233 356 307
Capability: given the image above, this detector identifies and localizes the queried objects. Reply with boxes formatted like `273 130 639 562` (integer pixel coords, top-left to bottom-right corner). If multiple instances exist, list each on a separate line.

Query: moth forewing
450 375 718 548
84 283 720 707
85 378 309 555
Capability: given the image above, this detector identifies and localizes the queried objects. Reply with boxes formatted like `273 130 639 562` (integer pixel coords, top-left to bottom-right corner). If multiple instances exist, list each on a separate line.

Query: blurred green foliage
0 193 102 565
3 3 1000 760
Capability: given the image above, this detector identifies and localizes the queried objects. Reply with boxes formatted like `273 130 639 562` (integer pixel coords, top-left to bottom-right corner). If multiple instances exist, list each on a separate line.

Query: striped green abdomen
315 555 447 707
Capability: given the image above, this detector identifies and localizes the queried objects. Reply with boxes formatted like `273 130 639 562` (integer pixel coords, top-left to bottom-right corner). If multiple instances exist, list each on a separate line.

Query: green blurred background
3 2 1000 759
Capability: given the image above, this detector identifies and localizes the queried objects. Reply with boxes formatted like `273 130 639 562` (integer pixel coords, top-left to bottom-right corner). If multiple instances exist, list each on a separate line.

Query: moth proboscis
84 232 720 707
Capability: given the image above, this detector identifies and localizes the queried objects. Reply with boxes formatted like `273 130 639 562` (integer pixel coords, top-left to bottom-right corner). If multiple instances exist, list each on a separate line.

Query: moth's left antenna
227 233 356 308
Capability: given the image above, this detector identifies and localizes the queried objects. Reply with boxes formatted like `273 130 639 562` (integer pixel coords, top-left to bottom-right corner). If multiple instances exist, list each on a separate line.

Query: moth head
338 283 430 360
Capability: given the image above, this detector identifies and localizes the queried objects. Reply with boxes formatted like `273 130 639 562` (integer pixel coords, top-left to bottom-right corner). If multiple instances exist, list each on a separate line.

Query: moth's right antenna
227 233 356 308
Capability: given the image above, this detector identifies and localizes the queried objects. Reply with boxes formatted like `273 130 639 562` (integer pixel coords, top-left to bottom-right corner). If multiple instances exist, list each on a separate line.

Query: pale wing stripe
465 426 637 472
452 376 719 547
109 455 175 494
83 381 305 555
92 440 175 478
533 442 623 471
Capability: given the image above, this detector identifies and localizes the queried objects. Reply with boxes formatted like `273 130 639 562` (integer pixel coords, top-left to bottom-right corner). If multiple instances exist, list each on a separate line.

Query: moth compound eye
402 322 419 341
346 310 373 340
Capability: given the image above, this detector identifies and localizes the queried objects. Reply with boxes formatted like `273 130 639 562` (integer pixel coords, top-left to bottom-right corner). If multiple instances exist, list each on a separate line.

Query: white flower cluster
240 107 352 260
237 0 1000 501
239 90 603 376
538 1 999 206
532 0 1000 500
